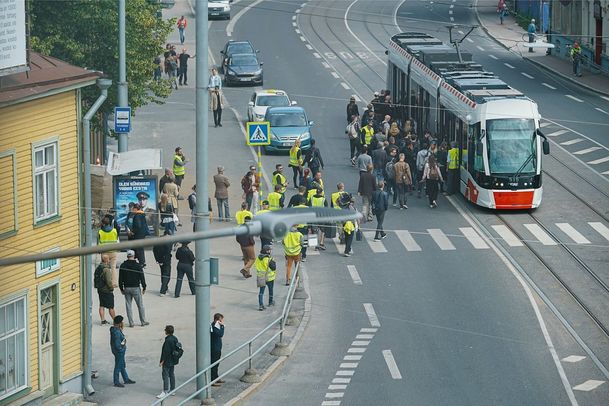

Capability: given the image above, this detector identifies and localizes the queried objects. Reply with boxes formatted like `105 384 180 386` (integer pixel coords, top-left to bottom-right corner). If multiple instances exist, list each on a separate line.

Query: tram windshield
486 119 536 174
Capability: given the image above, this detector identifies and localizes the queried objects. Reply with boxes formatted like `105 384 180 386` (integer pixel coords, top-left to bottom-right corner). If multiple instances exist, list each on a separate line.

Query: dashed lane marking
504 63 515 69
566 94 584 103
356 334 374 339
491 225 524 247
344 355 362 361
460 227 490 249
489 54 498 60
601 95 609 102
313 53 321 58
573 146 602 155
382 350 403 379
353 95 361 102
351 340 371 346
363 303 381 327
339 363 359 368
521 72 534 79
295 8 301 13
450 16 454 21
560 138 583 146
306 44 313 50
588 156 609 165
589 222 609 242
428 228 456 250
395 230 422 251
347 347 366 353
347 265 363 285
300 36 306 42
292 15 296 20
322 62 330 68
360 327 378 333
341 82 350 89
476 45 485 51
572 380 605 391
458 30 464 34
547 129 568 137
540 121 551 127
523 224 557 245
336 370 355 376
295 28 301 34
325 392 344 399
542 83 557 90
292 22 297 27
331 72 340 79
595 107 609 116
363 231 388 253
556 223 591 244
321 401 340 406
562 355 587 363
332 378 351 384
328 385 347 390
301 2 306 6
466 38 474 43
448 10 453 14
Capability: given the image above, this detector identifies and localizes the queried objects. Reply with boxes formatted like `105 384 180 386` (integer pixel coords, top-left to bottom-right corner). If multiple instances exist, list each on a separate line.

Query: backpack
338 192 352 209
429 165 439 180
385 160 395 179
94 265 106 289
188 192 196 211
172 340 184 364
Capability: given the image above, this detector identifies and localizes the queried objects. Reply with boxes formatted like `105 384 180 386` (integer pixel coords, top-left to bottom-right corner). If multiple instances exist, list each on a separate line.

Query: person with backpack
304 139 324 176
422 154 444 208
96 254 116 324
236 216 255 278
394 153 412 209
157 325 183 399
384 148 398 207
372 181 389 241
346 114 362 166
416 143 430 198
255 245 277 311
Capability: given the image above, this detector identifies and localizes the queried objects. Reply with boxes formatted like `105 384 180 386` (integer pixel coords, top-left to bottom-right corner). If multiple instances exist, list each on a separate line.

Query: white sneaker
156 391 167 399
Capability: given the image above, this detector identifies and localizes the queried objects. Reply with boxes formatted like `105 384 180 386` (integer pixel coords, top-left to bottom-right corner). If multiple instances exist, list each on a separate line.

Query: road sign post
246 122 270 210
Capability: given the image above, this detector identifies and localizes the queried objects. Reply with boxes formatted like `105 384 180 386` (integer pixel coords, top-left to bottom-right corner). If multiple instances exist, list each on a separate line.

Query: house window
0 296 27 400
36 248 60 277
33 141 59 222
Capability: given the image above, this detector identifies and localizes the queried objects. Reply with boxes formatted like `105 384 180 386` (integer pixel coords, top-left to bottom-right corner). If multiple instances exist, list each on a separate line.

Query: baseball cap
126 250 135 257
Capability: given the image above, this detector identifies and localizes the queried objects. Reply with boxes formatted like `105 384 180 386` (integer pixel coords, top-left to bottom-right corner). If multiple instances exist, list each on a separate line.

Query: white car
247 89 296 122
208 0 231 20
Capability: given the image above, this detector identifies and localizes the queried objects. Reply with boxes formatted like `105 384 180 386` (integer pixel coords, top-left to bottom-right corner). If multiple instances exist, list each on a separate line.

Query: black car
224 53 263 86
220 40 257 73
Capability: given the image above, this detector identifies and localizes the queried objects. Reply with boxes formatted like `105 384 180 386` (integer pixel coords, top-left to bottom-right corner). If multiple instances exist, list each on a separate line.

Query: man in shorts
96 254 116 324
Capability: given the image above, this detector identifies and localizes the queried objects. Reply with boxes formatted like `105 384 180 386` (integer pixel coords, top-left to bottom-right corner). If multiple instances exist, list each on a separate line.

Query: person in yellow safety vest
235 201 253 225
98 215 119 286
272 164 288 207
343 220 356 257
308 187 328 251
313 171 324 193
361 121 375 147
283 226 303 285
255 245 276 311
446 141 460 196
267 185 284 211
331 182 347 243
172 147 187 188
289 139 304 189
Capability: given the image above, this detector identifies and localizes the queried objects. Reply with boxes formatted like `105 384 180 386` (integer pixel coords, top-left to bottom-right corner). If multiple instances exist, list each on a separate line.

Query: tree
29 0 175 118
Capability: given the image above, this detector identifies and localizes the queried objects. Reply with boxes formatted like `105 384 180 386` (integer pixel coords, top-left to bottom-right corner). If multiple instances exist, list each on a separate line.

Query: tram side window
410 82 420 133
474 125 485 172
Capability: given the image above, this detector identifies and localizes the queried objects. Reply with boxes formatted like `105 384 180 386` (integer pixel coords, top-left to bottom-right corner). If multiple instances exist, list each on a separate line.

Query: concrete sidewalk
475 0 609 97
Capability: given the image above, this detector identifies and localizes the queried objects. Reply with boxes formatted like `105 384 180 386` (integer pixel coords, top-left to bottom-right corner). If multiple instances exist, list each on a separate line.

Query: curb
224 266 312 406
473 0 609 98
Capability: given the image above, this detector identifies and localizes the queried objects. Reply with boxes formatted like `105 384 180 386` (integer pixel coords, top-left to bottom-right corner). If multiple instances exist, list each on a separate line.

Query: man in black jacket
372 181 389 241
153 234 173 296
157 325 180 399
358 164 377 222
210 313 225 386
346 96 359 124
304 139 324 176
119 250 149 327
175 241 196 297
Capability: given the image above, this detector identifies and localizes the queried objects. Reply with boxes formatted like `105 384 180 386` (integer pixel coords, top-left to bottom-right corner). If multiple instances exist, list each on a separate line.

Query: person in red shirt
177 16 187 44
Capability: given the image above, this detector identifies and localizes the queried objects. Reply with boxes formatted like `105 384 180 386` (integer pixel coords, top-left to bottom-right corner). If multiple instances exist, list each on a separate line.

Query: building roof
0 52 102 107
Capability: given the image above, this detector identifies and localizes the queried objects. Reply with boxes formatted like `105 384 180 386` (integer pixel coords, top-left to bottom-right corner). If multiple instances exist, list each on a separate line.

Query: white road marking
351 340 371 346
360 327 377 333
595 107 609 116
523 224 557 245
328 384 347 390
295 8 301 13
353 95 361 102
449 10 453 14
458 30 464 34
340 363 359 368
322 62 330 68
292 22 297 27
450 4 454 7
556 223 590 244
450 16 454 21
344 355 362 361
562 355 587 363
226 0 265 36
347 265 363 285
295 28 300 34
602 170 609 175
521 72 534 79
395 230 422 251
336 370 355 376
301 2 306 6
355 334 374 339
460 227 490 249
325 392 344 399
300 36 306 42
344 0 387 67
489 54 498 60
560 138 583 146
292 15 296 20
588 156 609 165
466 38 474 43
601 95 609 102
382 350 403 379
321 401 340 406
341 82 350 89
332 378 351 384
491 225 524 247
540 121 551 127
589 222 609 241
542 83 557 89
305 44 313 50
573 380 605 391
331 72 340 79
347 347 366 353
428 228 456 250
566 94 584 103
363 303 381 327
477 46 485 51
547 129 569 137
313 53 321 58
363 231 388 253
573 146 602 155
504 63 515 69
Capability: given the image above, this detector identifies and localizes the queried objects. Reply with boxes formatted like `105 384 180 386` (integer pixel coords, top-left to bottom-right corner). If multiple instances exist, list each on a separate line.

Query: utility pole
117 0 128 152
195 0 213 403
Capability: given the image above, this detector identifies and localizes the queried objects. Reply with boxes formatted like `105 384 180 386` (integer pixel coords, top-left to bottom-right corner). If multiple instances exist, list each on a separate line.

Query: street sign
114 106 131 133
246 121 271 146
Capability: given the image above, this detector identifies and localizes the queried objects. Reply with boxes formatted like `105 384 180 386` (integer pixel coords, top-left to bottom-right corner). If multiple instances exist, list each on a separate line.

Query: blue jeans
178 27 185 44
162 365 175 391
113 351 130 385
374 168 384 183
216 198 229 220
258 280 274 306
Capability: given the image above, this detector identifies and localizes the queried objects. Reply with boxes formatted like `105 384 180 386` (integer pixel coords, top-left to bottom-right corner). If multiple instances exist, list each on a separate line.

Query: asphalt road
203 0 609 404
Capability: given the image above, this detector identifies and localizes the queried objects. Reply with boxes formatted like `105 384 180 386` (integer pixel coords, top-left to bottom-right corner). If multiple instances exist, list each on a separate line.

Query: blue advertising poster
113 176 158 235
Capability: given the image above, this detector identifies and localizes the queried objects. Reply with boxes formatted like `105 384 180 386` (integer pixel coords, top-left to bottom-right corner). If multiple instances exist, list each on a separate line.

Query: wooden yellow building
0 53 100 405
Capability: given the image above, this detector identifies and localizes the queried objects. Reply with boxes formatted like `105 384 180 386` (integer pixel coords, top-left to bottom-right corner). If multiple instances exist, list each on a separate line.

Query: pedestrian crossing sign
246 121 271 146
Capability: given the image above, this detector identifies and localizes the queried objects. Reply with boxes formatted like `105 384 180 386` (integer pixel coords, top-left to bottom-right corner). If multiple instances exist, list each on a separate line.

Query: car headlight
227 69 236 76
301 132 310 140
255 114 265 120
224 5 230 11
254 69 263 75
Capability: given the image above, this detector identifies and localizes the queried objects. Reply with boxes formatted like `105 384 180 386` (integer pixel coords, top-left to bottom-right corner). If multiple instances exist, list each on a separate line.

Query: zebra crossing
331 221 609 253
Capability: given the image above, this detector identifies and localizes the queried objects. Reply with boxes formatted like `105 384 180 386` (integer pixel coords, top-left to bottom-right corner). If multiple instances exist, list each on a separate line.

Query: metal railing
152 262 304 405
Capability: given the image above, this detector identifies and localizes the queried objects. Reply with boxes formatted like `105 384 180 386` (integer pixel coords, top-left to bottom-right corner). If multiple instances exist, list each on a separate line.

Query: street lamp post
117 0 128 152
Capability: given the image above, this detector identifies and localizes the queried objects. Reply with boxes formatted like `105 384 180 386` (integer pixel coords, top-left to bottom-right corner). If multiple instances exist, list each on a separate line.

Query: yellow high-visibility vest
235 209 253 225
289 147 303 167
283 231 302 256
255 256 275 282
272 173 287 194
362 126 374 145
448 148 459 170
98 228 118 244
344 221 355 235
331 191 345 209
173 154 185 176
311 195 325 207
256 209 270 216
267 192 282 210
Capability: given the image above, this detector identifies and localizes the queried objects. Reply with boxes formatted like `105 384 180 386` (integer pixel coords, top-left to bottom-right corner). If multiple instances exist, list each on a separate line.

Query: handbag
257 275 266 287
172 213 180 224
356 229 363 241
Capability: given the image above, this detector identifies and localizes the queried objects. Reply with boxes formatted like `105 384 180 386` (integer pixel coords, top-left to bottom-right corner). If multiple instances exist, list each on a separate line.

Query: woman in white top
208 67 222 89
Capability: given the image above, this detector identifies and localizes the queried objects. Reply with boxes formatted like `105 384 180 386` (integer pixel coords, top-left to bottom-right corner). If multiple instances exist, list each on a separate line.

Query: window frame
0 294 28 401
32 138 60 224
0 149 18 239
35 248 61 278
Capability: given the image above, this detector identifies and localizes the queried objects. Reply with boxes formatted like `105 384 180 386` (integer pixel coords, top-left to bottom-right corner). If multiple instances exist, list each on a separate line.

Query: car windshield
227 43 254 55
486 119 536 174
230 55 258 66
257 95 290 107
268 112 307 127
